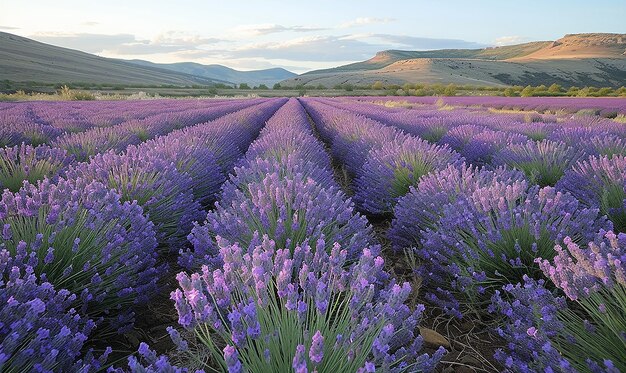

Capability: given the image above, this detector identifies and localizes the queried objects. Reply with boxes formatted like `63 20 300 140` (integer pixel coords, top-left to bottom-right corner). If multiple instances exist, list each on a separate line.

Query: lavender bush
171 236 445 372
0 144 73 193
184 170 372 269
353 136 462 215
557 155 626 233
419 183 611 317
494 139 586 187
0 252 99 372
0 177 161 331
65 148 204 249
389 164 526 251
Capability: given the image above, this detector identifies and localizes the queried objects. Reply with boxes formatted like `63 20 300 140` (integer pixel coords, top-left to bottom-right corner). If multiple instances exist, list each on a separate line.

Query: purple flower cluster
0 253 98 372
184 99 373 269
65 148 204 249
557 155 626 233
108 342 202 373
0 143 73 192
353 136 463 214
419 183 611 317
489 276 572 372
494 139 586 186
389 164 526 251
493 231 626 371
172 236 445 372
0 176 162 330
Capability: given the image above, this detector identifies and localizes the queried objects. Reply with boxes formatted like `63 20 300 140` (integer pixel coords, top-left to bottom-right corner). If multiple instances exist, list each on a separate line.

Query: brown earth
282 33 626 88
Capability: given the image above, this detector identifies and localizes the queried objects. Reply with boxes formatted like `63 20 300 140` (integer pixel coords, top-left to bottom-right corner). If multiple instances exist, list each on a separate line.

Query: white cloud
227 35 385 61
339 17 396 28
494 36 528 46
232 23 327 36
31 31 224 55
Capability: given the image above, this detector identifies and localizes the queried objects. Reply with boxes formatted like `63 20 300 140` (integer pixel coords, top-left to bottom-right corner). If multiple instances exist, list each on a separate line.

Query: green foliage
371 81 384 90
520 85 534 97
443 83 457 96
272 83 282 89
548 83 562 93
239 83 251 90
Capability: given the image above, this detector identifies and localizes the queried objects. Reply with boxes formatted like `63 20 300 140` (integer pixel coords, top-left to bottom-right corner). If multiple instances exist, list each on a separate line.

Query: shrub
493 231 626 372
0 254 105 372
353 136 463 215
419 184 611 317
389 164 526 251
0 177 161 331
65 148 204 249
494 139 586 187
171 237 445 372
184 170 372 269
557 155 626 233
0 144 73 193
137 135 226 208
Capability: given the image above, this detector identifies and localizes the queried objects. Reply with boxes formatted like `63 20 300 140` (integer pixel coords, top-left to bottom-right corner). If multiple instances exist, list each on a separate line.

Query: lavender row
0 98 234 146
330 98 626 190
356 96 626 115
52 98 263 161
300 98 462 215
142 99 446 372
0 99 285 371
0 99 263 194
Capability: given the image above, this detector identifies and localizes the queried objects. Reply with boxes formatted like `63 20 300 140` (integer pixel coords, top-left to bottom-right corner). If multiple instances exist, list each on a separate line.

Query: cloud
81 21 100 26
234 23 328 36
0 25 19 30
494 36 528 46
30 31 224 55
372 34 488 49
32 32 138 53
225 33 488 62
227 35 386 62
340 17 396 28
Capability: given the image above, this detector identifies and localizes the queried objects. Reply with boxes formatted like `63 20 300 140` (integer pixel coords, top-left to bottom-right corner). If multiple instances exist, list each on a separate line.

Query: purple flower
0 177 162 331
309 330 324 365
293 344 308 373
419 182 611 316
494 139 586 186
224 345 243 373
353 135 463 215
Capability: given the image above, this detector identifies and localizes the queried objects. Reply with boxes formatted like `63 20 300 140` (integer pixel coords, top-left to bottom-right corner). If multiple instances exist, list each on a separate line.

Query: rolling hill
0 32 294 87
128 60 296 87
281 33 626 88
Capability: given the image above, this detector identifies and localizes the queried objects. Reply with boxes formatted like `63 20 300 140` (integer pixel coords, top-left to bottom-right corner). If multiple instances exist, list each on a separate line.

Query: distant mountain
281 33 626 88
0 32 222 86
129 60 296 86
0 32 295 87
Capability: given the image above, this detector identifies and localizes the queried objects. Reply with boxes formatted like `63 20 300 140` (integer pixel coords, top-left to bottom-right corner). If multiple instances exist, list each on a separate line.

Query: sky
1 0 625 73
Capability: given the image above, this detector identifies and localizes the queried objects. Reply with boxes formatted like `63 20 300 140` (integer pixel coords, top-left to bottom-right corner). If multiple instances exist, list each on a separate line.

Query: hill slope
129 60 296 86
0 32 296 87
0 32 224 86
283 33 626 87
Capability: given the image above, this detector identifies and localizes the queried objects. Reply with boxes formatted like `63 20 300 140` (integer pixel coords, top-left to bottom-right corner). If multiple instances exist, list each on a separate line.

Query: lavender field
2 96 626 372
